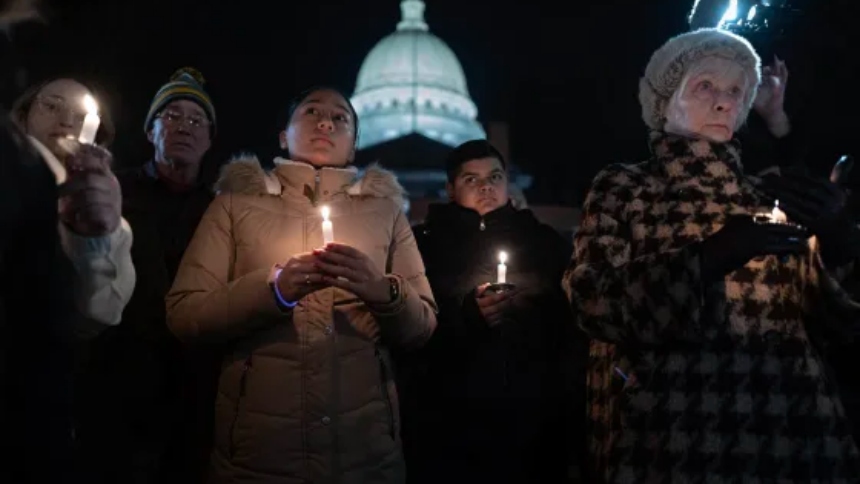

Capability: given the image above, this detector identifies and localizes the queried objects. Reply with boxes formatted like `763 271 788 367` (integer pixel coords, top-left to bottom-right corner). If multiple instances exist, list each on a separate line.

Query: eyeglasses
158 109 210 129
33 95 86 126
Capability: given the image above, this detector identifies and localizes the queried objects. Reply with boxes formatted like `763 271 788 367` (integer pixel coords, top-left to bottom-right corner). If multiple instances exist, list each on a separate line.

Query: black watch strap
387 276 400 303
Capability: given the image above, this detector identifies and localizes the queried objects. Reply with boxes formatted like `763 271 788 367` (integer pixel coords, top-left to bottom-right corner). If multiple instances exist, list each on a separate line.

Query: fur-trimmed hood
214 154 407 207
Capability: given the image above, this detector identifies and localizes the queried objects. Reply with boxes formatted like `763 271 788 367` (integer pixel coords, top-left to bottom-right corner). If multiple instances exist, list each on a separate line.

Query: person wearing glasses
78 68 219 483
10 77 135 335
1 3 133 480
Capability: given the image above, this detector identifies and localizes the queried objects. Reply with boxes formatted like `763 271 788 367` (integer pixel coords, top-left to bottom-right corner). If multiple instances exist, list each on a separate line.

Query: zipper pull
479 219 486 231
315 171 321 201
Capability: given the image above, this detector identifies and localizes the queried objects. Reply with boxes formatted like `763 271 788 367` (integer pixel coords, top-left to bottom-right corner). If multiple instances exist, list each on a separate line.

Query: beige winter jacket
166 156 437 484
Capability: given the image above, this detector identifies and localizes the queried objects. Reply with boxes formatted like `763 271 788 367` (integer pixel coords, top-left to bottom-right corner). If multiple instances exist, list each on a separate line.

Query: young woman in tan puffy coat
166 86 437 484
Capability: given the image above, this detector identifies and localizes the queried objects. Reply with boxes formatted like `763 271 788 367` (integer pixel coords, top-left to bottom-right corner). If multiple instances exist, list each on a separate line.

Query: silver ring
305 274 311 285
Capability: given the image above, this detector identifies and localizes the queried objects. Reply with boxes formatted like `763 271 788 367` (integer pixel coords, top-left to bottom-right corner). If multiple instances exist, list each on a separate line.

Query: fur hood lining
214 154 406 206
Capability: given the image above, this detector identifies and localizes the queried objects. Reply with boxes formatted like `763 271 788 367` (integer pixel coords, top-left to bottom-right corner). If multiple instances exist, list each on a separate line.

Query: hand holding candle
58 143 121 236
275 252 330 303
78 94 100 145
754 198 790 225
759 169 856 267
321 205 334 245
314 243 392 305
476 252 520 324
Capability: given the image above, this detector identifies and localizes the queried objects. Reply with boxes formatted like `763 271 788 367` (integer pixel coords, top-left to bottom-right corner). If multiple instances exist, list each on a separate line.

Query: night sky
4 0 858 205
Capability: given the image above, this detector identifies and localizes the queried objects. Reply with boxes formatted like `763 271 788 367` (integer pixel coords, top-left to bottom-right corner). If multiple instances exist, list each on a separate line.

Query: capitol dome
351 0 486 150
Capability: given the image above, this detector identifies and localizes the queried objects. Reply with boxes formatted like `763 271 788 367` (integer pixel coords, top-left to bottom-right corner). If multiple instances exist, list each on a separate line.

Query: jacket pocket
228 356 252 458
375 348 396 440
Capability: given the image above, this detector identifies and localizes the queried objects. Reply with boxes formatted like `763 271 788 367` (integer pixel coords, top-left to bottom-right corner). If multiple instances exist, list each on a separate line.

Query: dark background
3 0 857 205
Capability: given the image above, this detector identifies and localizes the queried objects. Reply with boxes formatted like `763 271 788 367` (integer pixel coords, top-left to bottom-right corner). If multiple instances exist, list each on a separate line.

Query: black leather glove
759 171 859 267
700 215 808 282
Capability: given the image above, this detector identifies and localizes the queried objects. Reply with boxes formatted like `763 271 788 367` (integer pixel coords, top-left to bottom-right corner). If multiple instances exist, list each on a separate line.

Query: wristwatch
386 275 401 304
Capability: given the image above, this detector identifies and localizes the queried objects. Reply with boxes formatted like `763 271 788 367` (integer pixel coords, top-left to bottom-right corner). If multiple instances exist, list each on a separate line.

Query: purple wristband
273 268 298 308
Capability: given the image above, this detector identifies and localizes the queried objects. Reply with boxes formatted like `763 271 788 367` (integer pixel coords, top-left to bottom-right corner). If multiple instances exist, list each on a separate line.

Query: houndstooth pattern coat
565 132 860 483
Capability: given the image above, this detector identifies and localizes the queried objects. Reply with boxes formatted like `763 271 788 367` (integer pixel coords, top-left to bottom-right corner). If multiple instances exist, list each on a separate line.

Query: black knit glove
700 215 808 282
759 171 860 268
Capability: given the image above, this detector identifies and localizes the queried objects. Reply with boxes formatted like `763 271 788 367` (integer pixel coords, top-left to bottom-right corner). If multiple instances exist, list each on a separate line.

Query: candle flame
321 205 330 221
498 251 508 264
770 199 788 224
82 94 98 115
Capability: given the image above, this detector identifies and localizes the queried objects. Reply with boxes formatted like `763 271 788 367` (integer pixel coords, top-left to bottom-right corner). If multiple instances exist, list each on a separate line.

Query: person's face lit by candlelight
21 78 93 157
664 57 752 143
447 156 509 216
148 99 212 168
280 88 357 168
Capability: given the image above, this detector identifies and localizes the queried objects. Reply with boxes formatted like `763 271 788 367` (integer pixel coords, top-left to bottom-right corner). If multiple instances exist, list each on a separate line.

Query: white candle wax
78 94 100 145
771 199 788 224
321 205 334 245
497 251 507 284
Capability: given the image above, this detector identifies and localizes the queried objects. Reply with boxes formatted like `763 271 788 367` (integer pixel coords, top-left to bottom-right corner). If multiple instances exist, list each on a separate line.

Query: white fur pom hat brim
638 28 761 131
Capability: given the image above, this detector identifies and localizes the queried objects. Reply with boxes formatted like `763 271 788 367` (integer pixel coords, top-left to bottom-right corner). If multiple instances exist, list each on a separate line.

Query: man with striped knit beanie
143 66 216 185
78 67 219 483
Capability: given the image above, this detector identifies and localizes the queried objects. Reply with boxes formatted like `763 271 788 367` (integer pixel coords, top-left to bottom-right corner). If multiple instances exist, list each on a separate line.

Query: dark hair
284 85 359 146
445 139 506 182
10 77 116 147
287 84 358 151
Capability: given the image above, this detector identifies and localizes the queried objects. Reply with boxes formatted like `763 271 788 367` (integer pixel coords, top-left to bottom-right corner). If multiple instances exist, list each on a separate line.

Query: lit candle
771 199 788 224
321 205 334 245
78 94 100 145
497 251 508 284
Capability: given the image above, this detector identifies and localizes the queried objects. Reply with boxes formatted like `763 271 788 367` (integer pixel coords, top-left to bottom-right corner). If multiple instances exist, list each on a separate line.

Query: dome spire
397 0 428 31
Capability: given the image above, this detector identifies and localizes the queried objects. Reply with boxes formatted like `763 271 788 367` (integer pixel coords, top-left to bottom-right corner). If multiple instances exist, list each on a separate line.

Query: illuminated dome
351 0 486 150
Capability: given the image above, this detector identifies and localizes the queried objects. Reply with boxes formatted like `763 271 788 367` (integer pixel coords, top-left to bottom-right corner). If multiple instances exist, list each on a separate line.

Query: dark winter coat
401 202 586 483
0 113 77 483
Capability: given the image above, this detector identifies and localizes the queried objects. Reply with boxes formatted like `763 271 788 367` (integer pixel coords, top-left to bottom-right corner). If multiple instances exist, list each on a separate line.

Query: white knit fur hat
639 28 761 131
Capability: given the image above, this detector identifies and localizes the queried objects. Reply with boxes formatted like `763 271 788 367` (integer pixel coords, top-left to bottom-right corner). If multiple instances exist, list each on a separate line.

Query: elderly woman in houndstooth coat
565 28 860 483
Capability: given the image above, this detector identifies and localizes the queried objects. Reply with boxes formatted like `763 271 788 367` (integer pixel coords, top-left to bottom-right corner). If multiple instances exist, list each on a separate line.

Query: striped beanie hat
144 67 216 137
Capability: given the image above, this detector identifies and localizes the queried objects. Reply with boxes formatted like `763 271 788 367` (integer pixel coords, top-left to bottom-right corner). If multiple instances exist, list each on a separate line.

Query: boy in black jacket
399 140 586 483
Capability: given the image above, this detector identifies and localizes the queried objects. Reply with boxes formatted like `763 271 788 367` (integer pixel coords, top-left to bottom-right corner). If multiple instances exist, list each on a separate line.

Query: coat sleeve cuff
59 218 131 259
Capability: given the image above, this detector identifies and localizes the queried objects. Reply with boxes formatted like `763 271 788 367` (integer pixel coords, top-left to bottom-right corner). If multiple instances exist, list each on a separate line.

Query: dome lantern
397 0 428 31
